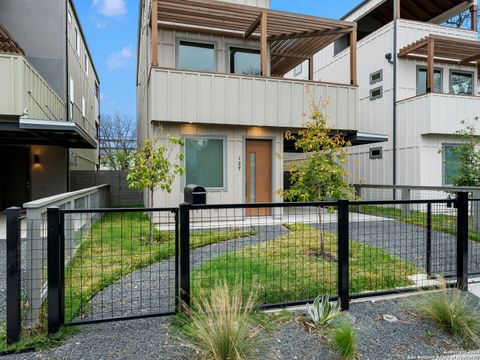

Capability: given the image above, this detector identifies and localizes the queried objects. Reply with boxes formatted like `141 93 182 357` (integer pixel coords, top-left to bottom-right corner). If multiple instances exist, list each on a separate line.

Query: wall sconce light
34 155 41 165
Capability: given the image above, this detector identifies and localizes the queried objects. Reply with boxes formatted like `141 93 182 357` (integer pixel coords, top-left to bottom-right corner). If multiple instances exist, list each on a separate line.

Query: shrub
305 294 342 329
416 278 480 347
329 320 357 359
182 283 260 360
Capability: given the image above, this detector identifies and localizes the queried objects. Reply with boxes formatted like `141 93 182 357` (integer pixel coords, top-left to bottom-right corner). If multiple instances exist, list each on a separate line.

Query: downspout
392 0 399 199
65 0 71 191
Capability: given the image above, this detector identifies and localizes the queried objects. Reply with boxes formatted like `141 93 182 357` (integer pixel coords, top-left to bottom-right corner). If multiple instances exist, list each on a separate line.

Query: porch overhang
0 118 97 149
153 0 357 81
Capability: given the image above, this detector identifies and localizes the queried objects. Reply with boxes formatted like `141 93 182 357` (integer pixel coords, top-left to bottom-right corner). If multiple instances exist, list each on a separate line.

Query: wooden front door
245 140 272 216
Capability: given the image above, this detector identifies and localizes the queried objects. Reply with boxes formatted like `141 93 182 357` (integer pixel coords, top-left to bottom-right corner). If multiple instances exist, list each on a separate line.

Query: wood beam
427 38 434 93
350 29 357 86
395 0 401 19
309 56 314 81
152 0 158 67
398 37 429 58
460 53 480 65
471 5 478 32
245 13 262 38
268 27 353 42
260 11 268 76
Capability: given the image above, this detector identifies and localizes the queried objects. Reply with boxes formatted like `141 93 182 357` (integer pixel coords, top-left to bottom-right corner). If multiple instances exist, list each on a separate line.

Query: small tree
449 118 480 187
127 137 185 207
279 101 355 255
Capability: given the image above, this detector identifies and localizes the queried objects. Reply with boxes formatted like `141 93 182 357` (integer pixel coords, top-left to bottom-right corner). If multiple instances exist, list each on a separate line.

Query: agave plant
305 294 342 328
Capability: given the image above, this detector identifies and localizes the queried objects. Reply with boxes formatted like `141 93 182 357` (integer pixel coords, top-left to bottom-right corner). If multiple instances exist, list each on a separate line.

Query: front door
245 140 272 216
0 147 31 210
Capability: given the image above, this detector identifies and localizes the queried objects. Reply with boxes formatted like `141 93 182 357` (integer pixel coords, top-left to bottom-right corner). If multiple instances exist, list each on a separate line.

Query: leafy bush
416 279 480 347
328 320 357 359
182 283 260 360
305 294 342 329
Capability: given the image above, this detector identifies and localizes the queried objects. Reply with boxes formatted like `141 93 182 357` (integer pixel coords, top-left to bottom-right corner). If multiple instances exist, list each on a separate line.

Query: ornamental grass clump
328 320 357 360
416 278 480 347
183 283 260 360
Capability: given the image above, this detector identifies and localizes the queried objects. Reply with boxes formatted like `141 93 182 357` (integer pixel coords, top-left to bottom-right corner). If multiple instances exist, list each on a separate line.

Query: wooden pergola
151 0 358 84
398 35 480 93
0 23 24 55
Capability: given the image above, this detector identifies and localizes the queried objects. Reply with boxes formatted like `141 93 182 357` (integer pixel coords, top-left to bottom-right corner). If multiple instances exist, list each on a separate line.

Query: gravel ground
4 294 479 359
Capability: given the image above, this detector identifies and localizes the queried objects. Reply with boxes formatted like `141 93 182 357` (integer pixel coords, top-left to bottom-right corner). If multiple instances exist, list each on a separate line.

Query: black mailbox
184 185 207 205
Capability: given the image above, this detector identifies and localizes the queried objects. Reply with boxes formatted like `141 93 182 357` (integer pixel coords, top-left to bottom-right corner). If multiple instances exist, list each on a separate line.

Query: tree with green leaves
448 118 480 187
127 137 185 207
279 101 355 255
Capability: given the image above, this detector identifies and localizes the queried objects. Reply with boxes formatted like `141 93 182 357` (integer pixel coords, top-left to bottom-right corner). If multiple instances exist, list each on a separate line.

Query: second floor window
75 28 80 55
450 71 473 95
417 67 442 95
230 48 260 75
443 144 461 186
178 41 215 72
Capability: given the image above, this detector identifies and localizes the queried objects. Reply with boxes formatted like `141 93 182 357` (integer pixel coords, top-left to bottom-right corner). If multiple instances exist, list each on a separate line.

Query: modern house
0 0 100 210
311 0 480 189
137 0 389 208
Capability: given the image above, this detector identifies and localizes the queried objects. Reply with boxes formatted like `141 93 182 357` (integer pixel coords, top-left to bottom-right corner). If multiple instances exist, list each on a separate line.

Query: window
186 138 224 188
450 71 473 95
230 47 260 75
370 70 383 85
370 86 383 101
443 144 461 185
84 54 89 75
69 77 74 120
417 67 442 95
178 41 215 72
81 95 85 118
75 28 80 55
370 147 383 159
67 10 72 24
294 64 303 76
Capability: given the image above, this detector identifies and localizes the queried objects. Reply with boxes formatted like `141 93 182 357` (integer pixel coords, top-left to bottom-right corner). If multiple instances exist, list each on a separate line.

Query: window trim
442 143 462 186
293 63 303 76
176 39 217 72
84 54 89 75
369 86 383 101
449 69 475 96
183 136 227 191
75 27 80 56
416 65 443 95
69 77 74 121
369 147 383 160
370 70 383 85
228 46 261 75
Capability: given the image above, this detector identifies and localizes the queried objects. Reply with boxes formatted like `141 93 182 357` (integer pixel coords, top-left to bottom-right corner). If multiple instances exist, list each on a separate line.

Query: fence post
178 203 191 311
6 207 22 344
47 207 62 334
456 192 469 291
400 188 411 218
426 203 432 278
337 199 350 311
472 190 480 234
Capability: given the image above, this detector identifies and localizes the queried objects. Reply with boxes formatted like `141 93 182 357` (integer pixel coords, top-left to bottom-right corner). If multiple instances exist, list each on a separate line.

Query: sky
75 0 364 119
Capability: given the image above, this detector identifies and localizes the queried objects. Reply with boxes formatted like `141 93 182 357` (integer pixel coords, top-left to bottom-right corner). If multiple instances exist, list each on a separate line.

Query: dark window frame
449 69 475 96
229 46 261 75
416 66 443 95
369 147 383 160
177 40 216 72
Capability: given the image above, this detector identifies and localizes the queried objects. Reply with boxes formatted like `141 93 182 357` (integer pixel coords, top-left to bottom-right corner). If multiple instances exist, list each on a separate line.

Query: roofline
341 0 384 20
69 0 100 84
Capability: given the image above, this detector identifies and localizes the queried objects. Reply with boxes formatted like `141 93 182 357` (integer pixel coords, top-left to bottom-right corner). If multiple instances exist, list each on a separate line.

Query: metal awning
0 118 97 149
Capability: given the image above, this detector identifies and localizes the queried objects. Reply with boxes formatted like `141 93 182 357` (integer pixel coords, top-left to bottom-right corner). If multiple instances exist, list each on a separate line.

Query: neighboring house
0 0 100 210
312 0 480 189
137 0 389 208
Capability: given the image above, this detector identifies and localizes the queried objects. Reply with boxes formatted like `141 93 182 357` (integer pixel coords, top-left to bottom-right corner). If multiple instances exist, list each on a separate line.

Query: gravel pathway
76 225 289 322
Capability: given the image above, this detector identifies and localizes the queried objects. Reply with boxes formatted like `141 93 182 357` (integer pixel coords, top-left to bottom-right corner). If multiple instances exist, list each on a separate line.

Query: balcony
397 93 480 135
0 53 96 148
149 67 358 131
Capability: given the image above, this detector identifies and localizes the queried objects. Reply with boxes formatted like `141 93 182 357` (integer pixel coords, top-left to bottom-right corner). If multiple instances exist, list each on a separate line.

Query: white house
137 0 390 209
310 0 480 189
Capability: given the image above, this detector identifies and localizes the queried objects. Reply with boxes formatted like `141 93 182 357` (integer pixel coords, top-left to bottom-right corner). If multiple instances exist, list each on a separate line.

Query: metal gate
47 207 179 330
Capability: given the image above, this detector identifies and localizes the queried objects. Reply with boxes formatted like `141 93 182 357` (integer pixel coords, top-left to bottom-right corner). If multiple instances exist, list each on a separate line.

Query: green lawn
357 205 480 242
191 224 419 304
64 211 256 322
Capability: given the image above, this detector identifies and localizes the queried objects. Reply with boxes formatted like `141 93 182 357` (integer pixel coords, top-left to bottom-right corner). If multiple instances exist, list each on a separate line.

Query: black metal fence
4 193 477 342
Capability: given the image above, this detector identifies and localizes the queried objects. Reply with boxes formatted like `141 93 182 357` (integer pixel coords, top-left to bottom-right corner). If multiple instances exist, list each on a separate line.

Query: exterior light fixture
34 154 40 164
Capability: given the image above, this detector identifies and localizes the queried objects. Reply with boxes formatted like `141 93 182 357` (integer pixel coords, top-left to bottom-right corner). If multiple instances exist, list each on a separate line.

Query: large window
417 67 442 95
450 71 473 95
186 138 224 188
178 41 215 72
443 144 461 186
230 47 260 75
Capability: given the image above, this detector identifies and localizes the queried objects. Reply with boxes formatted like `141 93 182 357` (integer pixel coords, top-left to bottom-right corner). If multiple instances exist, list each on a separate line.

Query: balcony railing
149 67 358 131
397 93 480 135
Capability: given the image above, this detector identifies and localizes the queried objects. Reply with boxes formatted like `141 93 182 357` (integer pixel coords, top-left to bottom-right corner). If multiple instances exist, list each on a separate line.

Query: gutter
392 0 399 198
66 0 70 191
